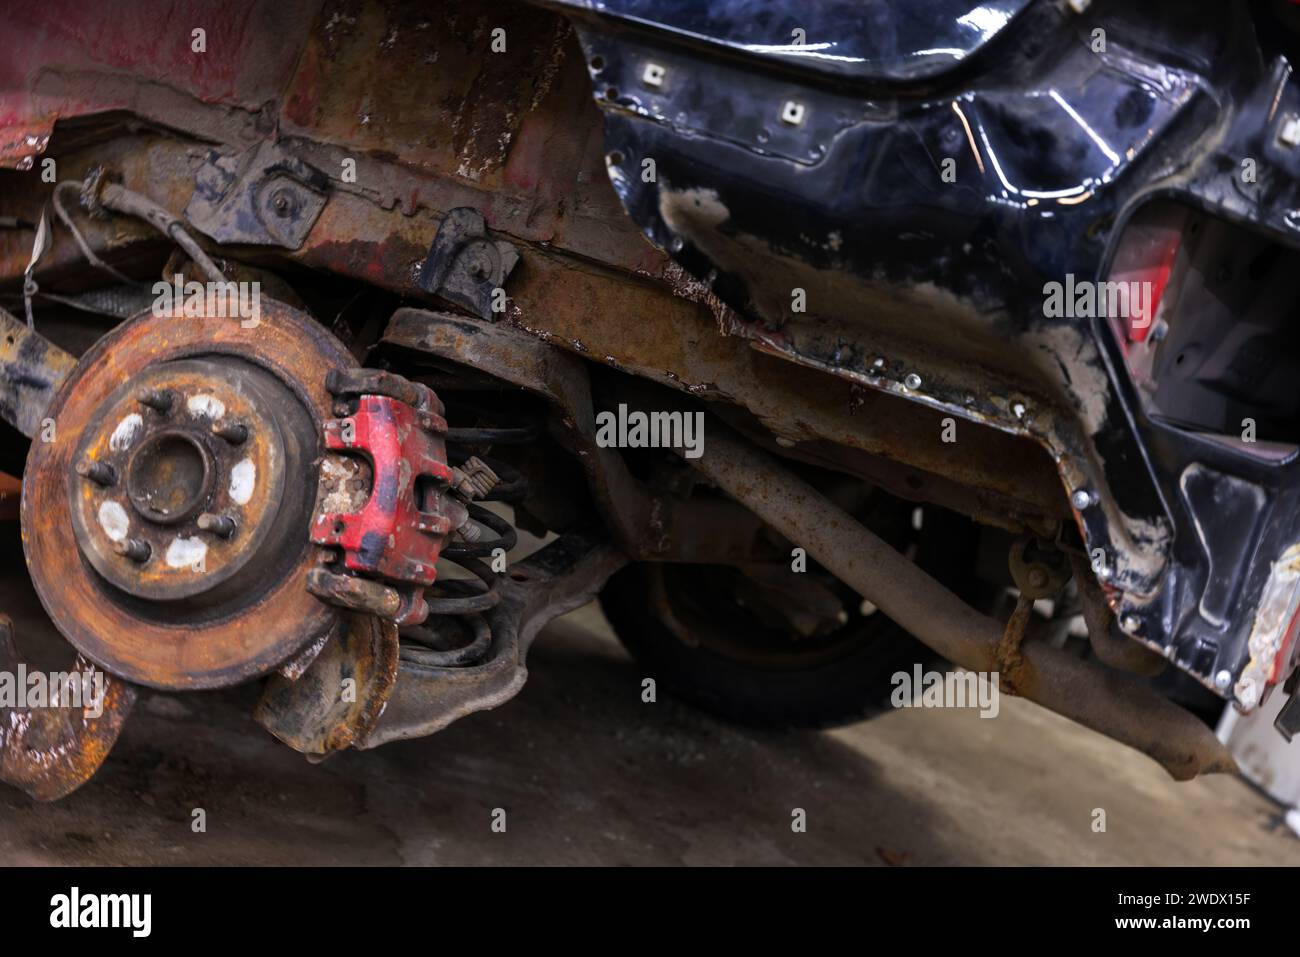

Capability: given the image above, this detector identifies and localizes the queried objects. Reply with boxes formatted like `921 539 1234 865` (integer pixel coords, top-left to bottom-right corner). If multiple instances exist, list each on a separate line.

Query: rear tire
599 495 987 730
601 561 932 729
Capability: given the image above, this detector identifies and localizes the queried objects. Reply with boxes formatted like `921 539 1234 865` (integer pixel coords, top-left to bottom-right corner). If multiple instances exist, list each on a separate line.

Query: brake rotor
22 299 355 690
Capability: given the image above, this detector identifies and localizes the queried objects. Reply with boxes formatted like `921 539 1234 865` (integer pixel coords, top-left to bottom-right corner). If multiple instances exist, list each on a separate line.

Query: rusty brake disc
22 298 356 690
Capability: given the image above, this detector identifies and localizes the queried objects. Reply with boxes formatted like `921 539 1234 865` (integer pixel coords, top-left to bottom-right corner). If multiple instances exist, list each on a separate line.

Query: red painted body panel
0 0 318 165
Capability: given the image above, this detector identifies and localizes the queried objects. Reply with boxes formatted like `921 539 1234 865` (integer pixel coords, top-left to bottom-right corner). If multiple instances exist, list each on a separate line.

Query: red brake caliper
307 369 464 625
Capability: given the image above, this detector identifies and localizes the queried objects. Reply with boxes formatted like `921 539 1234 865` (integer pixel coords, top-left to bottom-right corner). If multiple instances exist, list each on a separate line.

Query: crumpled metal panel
565 0 1300 705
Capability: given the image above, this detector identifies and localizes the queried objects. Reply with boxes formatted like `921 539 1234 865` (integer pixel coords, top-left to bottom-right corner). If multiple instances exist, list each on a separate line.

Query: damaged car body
4 0 1300 799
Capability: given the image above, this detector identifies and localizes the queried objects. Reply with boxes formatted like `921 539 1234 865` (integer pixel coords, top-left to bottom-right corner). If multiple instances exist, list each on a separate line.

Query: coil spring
398 422 533 668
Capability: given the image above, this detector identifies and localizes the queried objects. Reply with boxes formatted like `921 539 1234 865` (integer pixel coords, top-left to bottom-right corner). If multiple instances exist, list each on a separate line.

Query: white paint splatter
109 414 143 452
165 536 208 570
187 394 226 419
97 500 129 542
229 458 255 505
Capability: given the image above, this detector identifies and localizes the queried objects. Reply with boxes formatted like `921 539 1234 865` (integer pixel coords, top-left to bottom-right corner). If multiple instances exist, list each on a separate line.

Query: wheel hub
69 357 304 603
126 429 215 526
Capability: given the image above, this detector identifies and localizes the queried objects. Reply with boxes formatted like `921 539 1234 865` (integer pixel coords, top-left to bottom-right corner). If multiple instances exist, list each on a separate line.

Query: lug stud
212 420 248 445
75 459 117 487
197 512 237 538
113 538 151 563
135 388 176 414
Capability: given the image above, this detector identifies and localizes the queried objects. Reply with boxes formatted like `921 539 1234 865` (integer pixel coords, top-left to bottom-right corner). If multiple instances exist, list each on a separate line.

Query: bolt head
1119 613 1142 635
903 372 922 391
1071 489 1093 510
270 188 300 218
1214 669 1233 691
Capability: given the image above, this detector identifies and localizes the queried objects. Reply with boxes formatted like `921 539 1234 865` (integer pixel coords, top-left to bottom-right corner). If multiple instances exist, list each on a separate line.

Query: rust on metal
365 533 627 748
1070 552 1167 677
0 306 76 439
0 474 20 522
2 117 1065 538
305 568 407 620
0 616 136 802
996 595 1033 694
678 421 1237 782
0 0 1213 802
22 297 355 690
255 612 399 758
67 359 292 603
310 372 458 618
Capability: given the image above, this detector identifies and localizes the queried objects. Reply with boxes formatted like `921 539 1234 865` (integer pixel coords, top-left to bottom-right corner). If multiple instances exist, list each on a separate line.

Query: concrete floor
2 567 1299 864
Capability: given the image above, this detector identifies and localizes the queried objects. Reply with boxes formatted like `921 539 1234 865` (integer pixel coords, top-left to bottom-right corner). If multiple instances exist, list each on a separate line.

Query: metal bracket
416 207 519 320
185 141 329 249
0 306 75 439
1008 535 1072 600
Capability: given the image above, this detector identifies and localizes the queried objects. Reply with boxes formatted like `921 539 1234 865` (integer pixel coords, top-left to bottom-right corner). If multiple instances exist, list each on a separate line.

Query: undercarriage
6 0 1300 802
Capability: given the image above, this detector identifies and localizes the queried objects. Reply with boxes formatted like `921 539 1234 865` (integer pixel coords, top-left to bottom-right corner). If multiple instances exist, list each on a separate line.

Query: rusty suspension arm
680 425 1236 781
